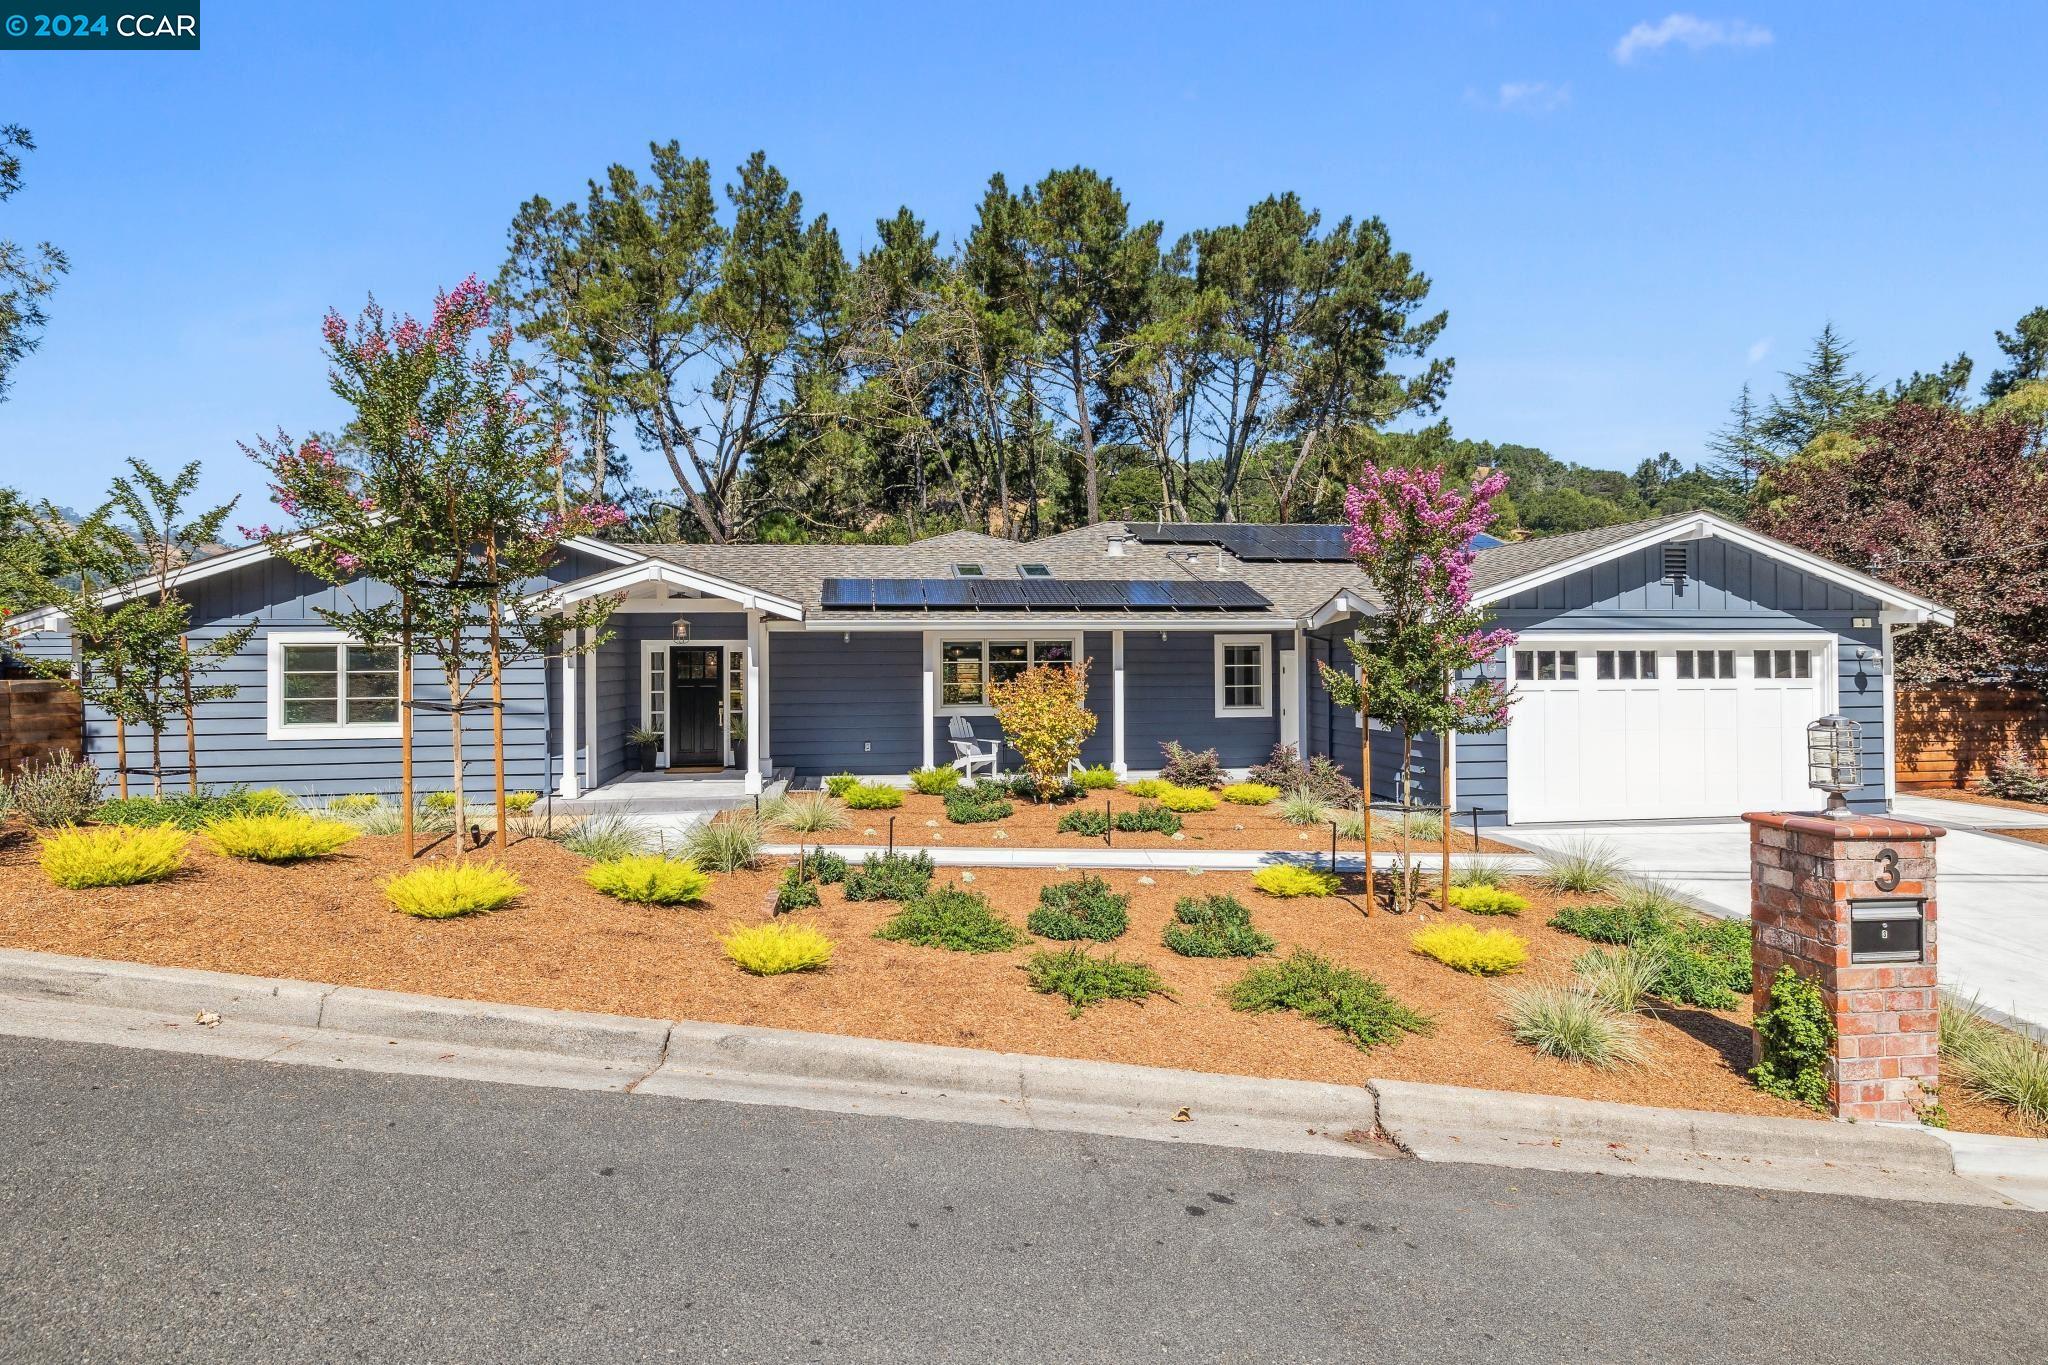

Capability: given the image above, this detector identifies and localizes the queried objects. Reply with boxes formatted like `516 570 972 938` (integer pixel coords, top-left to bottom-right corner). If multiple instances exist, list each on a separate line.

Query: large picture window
267 633 401 739
937 637 1078 711
1213 634 1272 718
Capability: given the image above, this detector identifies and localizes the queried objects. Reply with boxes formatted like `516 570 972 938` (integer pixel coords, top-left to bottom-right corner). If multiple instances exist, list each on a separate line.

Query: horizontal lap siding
770 631 921 776
1122 630 1281 771
1491 535 1888 817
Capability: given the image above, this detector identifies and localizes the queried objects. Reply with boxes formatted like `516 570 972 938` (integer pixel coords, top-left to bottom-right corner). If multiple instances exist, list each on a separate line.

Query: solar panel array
820 578 1273 612
1130 523 1504 560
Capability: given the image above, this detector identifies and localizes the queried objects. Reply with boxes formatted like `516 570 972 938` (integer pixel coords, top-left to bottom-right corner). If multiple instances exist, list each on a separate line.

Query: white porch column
559 633 581 799
921 633 936 770
744 611 764 793
581 626 599 794
1111 629 1127 776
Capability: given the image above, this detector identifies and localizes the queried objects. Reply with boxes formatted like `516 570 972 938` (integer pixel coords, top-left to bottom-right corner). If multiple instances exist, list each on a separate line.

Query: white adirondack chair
948 715 1000 781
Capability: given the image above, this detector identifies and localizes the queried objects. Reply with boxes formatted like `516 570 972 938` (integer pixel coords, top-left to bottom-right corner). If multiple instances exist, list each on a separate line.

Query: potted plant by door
629 726 662 772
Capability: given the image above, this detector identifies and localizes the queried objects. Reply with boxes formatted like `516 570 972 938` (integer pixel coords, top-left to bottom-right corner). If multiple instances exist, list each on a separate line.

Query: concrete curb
0 948 333 1028
319 986 672 1068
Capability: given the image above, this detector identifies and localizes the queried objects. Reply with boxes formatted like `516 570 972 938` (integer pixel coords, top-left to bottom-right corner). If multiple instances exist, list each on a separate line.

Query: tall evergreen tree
1986 306 2048 400
0 125 68 405
1757 323 1879 455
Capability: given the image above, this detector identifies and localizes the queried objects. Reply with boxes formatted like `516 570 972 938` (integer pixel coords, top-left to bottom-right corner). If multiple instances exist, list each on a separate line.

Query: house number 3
1873 848 1902 892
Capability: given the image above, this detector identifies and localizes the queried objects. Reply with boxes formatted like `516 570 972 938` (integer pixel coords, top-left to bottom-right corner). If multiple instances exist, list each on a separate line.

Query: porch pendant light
1805 715 1861 818
671 620 691 641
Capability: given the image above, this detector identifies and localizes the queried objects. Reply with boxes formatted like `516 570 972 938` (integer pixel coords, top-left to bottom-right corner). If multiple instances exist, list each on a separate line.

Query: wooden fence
0 679 84 779
1895 685 2048 789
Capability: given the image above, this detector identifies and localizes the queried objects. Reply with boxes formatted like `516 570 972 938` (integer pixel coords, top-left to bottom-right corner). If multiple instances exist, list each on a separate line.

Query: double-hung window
1213 634 1272 718
268 632 401 739
938 637 1077 711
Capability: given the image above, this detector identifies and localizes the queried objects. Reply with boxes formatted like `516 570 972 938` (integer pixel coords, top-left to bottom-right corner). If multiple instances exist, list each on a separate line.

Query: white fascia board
1475 512 1954 626
801 613 1299 632
1306 589 1375 630
541 559 804 619
561 535 648 566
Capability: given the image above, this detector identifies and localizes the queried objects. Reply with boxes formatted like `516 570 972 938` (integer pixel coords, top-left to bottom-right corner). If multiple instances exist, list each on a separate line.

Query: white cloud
1746 337 1773 364
1613 13 1773 64
1494 81 1572 113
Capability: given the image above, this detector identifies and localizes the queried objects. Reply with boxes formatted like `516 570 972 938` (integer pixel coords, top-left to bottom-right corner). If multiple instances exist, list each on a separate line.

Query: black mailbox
1849 898 1925 964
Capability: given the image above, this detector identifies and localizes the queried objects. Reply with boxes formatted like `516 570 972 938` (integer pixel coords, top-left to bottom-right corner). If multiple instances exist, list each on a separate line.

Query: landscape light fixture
1806 715 1862 818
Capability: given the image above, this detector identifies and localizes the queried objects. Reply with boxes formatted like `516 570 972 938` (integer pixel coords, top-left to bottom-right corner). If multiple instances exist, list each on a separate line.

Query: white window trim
929 632 1084 717
642 639 733 769
265 629 401 741
1213 633 1273 719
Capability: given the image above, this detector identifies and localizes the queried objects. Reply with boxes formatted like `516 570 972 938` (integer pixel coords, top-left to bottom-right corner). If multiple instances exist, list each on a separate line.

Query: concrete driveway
1503 793 2048 1034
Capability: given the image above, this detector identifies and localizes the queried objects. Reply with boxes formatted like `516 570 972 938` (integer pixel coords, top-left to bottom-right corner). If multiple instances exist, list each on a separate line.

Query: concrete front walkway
1500 794 2048 1034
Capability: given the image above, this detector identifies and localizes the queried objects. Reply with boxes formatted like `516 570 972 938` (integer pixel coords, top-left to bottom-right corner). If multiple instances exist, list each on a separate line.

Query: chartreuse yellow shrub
506 790 540 812
1447 884 1530 916
1252 864 1340 898
1157 784 1220 812
1411 922 1528 976
40 825 189 889
1220 782 1280 806
1122 778 1172 798
328 793 383 815
842 782 904 810
722 921 834 975
1072 764 1119 791
584 855 713 906
385 861 524 918
203 812 361 863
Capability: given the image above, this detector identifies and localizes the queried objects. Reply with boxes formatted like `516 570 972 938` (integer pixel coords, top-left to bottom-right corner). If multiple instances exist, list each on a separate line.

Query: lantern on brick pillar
1805 715 1861 818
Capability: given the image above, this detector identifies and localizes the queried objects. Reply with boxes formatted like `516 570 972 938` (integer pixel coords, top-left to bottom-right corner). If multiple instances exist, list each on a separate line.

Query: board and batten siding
13 549 610 799
1460 534 1888 824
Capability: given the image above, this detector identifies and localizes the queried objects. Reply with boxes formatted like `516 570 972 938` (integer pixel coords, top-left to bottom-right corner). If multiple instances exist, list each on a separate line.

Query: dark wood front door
668 647 723 768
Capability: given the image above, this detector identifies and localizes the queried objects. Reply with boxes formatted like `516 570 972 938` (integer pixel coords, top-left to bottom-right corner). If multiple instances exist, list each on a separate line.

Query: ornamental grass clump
1941 994 2048 1131
1025 947 1171 1017
943 782 1013 824
843 849 934 902
203 812 360 863
554 811 651 862
1410 923 1528 976
327 793 384 816
908 765 963 795
874 887 1025 953
385 861 523 919
769 791 847 834
583 855 712 906
1228 951 1433 1051
1452 854 1515 889
1446 883 1528 916
682 815 764 872
1251 864 1339 898
1538 838 1625 895
1162 894 1274 959
1276 789 1331 828
40 824 189 889
1572 944 1668 1014
1156 784 1220 813
1112 802 1181 835
722 921 834 975
1026 875 1130 942
842 782 904 810
1501 986 1646 1068
1056 807 1110 837
1220 782 1280 806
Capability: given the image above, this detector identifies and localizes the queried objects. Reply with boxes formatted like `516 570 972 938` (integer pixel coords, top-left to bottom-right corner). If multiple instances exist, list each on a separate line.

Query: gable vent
1663 543 1690 585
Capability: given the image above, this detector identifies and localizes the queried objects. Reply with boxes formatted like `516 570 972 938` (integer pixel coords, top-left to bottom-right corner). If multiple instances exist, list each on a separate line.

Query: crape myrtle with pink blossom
246 276 622 850
1317 462 1517 907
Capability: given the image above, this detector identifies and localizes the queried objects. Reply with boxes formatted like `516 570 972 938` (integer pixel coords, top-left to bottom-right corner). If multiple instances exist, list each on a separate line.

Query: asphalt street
1 1033 2042 1364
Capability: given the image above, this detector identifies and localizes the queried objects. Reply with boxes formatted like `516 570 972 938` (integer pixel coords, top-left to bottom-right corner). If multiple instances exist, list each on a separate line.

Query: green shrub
1502 986 1646 1067
1026 875 1130 941
722 921 833 975
1220 782 1280 806
40 824 188 888
843 849 934 902
1538 837 1625 894
1251 864 1339 898
1157 784 1219 813
1447 884 1528 915
943 783 1013 824
1980 744 2048 805
1573 944 1668 1014
1072 764 1118 791
555 811 650 862
1121 777 1171 799
1228 950 1433 1051
824 773 860 798
1548 902 1661 945
584 855 712 906
1112 802 1181 835
1248 744 1356 806
874 886 1024 952
1452 854 1515 889
775 868 821 913
203 812 360 863
96 786 291 832
683 815 765 872
1276 789 1331 827
1056 807 1110 837
1025 947 1171 1017
769 791 847 834
1410 923 1528 976
1158 741 1223 789
1942 995 2048 1130
842 782 904 810
1751 966 1836 1110
908 765 963 795
1549 903 1750 1009
385 861 523 918
10 753 104 828
800 849 848 885
1162 894 1274 958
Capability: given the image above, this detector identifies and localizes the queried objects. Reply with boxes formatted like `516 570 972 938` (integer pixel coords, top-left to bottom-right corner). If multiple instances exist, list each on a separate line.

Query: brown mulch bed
773 790 1516 854
1903 786 2048 818
1984 826 2048 849
13 823 2030 1134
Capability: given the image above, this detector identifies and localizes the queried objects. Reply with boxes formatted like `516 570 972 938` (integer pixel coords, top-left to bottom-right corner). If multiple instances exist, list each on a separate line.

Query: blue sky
3 1 2043 520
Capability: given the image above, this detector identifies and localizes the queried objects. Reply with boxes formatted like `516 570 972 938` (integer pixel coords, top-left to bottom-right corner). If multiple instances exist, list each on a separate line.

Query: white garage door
1506 639 1831 823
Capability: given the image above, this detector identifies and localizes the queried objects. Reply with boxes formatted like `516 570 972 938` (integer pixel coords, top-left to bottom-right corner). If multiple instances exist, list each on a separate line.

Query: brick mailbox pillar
1743 811 1946 1123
